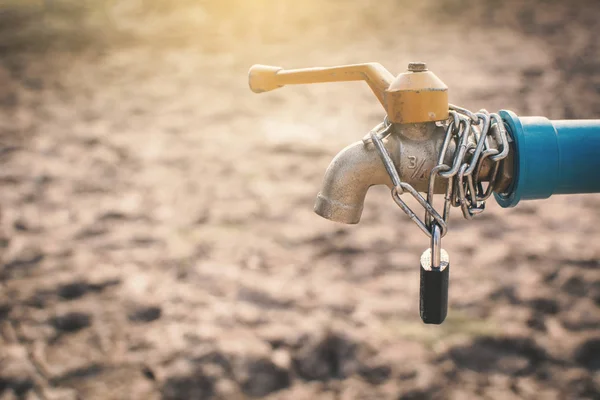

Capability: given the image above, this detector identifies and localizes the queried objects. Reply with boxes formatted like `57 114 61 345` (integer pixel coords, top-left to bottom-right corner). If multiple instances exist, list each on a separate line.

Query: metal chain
369 120 448 238
369 106 510 244
448 106 509 220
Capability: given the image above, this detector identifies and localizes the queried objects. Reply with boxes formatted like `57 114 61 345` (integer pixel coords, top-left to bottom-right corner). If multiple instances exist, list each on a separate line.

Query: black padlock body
420 262 449 324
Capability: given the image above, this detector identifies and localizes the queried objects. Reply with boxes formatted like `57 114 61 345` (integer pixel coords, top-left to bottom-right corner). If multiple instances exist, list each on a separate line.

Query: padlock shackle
430 224 442 268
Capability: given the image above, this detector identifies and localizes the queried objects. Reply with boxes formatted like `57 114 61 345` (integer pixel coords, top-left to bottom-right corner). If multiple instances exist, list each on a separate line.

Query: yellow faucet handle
248 62 449 124
248 63 393 107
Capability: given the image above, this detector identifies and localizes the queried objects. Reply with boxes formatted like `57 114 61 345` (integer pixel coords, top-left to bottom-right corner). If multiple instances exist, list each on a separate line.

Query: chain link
369 105 510 241
369 124 448 238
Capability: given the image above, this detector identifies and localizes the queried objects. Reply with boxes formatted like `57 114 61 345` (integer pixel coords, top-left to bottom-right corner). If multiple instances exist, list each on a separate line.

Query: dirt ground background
0 0 599 399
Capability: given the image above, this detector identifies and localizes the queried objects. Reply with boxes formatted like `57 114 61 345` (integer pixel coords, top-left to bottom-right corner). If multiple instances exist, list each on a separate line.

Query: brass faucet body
312 122 511 224
314 122 449 223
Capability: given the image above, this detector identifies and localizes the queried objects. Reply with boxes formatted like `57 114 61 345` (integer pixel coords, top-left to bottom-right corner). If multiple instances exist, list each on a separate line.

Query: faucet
249 62 512 224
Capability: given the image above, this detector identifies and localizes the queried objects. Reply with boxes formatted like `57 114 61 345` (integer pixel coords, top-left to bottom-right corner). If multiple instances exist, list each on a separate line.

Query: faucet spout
314 139 394 224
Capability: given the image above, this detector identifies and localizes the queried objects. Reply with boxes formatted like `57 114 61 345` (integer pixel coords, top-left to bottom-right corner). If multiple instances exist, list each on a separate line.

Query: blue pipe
495 110 600 208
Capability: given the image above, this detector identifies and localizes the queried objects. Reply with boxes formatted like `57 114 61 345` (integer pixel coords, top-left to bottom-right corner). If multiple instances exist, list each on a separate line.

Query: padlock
419 224 449 324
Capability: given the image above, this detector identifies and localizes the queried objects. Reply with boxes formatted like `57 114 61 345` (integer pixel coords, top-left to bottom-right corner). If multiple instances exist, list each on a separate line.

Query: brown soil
0 1 599 399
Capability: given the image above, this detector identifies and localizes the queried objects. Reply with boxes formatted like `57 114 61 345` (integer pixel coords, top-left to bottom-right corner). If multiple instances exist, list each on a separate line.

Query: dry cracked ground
0 1 599 399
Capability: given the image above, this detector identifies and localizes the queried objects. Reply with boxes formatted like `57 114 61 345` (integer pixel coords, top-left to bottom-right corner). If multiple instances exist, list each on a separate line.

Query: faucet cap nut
385 65 448 124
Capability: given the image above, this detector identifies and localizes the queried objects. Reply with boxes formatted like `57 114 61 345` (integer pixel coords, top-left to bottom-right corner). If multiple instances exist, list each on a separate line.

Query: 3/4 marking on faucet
410 158 427 180
408 156 418 169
